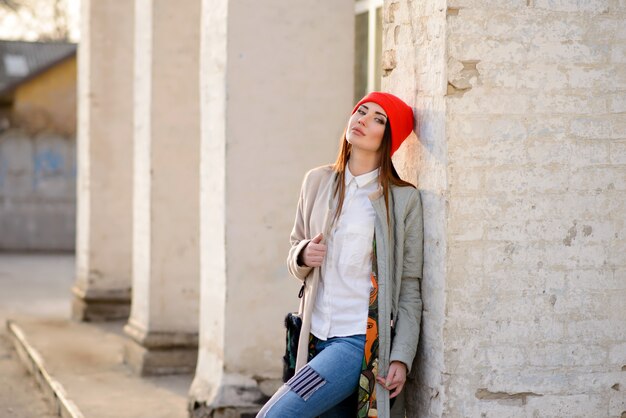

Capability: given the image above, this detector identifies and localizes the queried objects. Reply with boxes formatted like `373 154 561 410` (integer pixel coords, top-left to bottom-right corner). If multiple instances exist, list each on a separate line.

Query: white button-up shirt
310 164 379 340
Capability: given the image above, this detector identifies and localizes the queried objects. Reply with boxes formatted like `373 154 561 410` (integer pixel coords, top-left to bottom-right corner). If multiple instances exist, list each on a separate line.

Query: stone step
5 317 192 418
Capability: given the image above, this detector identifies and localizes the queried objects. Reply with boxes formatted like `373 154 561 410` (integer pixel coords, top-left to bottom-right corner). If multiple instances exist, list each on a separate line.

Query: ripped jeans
257 334 366 418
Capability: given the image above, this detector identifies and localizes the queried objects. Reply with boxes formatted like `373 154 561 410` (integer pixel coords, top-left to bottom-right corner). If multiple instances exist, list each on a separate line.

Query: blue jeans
257 334 366 418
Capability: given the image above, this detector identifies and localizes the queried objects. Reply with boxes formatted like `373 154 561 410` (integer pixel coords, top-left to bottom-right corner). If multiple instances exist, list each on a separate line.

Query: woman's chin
346 134 365 146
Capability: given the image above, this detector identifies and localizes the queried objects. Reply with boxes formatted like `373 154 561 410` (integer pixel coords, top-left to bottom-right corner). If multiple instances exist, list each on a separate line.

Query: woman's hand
376 361 407 399
301 233 327 267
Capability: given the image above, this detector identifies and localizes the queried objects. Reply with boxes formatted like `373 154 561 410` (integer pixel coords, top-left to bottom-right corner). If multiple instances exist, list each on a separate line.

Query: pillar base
71 286 131 322
188 373 277 418
123 321 198 376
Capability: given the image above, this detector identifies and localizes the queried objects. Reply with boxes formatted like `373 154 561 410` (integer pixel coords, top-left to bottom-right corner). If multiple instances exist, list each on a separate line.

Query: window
354 0 383 104
4 54 29 77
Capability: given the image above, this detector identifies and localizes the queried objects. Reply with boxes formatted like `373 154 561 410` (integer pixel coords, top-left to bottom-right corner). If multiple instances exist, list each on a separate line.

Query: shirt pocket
337 223 374 278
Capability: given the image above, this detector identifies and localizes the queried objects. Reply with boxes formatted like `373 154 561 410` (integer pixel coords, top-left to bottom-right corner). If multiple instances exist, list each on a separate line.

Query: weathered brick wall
385 0 626 417
384 0 448 416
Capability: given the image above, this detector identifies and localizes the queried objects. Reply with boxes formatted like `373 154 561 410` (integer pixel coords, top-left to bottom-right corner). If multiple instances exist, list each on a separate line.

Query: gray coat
287 164 424 418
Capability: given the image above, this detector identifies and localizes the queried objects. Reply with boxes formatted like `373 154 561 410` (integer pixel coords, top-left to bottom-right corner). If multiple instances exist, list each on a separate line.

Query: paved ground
0 252 191 418
11 317 191 418
0 252 74 417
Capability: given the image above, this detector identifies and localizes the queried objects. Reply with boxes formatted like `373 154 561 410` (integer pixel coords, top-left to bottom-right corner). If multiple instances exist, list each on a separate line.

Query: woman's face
346 102 388 153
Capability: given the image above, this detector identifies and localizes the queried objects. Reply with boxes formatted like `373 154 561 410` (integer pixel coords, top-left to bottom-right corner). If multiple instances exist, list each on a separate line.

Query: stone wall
0 130 75 251
384 0 626 417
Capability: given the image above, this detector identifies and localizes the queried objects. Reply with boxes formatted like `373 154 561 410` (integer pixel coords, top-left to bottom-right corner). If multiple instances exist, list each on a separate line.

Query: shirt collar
345 164 380 188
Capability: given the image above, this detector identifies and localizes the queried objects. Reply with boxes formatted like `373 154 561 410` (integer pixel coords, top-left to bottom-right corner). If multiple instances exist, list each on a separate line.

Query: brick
526 116 571 140
448 218 485 240
487 293 555 321
484 166 569 194
610 141 626 164
534 0 611 13
447 91 531 115
609 342 626 364
568 268 625 290
527 139 610 166
527 343 608 367
486 218 615 243
611 44 626 63
567 64 626 92
448 241 487 269
570 117 626 140
609 291 626 320
486 318 565 343
447 13 485 37
529 93 607 114
490 240 609 270
567 320 626 342
447 0 527 9
472 402 532 418
449 195 508 220
502 192 617 222
527 41 610 65
449 139 528 167
484 369 577 394
487 12 587 42
609 93 626 113
525 393 607 417
448 37 528 64
609 392 626 416
609 238 626 266
486 266 557 292
569 371 626 393
552 291 612 319
568 166 626 191
448 115 527 140
585 16 623 40
568 140 612 166
485 346 527 369
449 166 484 193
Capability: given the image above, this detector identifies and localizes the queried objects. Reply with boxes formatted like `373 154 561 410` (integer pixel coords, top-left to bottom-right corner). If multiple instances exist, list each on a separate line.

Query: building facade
0 41 77 251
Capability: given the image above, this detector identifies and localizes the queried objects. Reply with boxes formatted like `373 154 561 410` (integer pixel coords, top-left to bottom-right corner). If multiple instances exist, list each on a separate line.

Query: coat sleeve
286 172 314 282
389 188 424 374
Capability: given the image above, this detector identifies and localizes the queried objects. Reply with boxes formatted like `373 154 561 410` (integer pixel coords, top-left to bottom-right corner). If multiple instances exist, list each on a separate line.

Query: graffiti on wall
0 135 76 194
33 147 67 189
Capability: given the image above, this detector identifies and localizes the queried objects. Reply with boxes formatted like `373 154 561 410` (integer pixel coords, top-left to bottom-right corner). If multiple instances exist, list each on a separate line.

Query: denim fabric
257 334 365 418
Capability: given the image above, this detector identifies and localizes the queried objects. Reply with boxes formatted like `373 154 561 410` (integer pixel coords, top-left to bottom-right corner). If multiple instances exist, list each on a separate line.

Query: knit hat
351 91 415 156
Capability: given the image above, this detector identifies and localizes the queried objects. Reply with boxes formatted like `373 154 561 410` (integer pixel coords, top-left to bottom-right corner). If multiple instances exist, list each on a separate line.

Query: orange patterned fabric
357 237 379 417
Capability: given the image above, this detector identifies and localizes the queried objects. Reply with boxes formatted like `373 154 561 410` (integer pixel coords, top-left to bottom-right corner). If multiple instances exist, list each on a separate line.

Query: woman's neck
348 149 380 176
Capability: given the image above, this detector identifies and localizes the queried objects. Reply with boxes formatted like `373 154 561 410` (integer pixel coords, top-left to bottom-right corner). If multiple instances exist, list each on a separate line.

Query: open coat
287 164 424 418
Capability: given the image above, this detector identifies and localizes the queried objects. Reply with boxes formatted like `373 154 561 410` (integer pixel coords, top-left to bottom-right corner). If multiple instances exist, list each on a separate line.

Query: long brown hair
331 121 415 227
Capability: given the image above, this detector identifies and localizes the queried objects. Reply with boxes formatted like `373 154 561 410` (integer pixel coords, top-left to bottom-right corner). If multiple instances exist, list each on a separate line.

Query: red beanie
351 91 415 156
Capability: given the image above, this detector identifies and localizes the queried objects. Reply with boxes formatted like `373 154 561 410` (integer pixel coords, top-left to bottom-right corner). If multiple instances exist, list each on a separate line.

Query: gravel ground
0 332 57 417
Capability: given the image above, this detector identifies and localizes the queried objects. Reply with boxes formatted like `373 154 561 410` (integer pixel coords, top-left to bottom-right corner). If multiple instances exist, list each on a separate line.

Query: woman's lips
351 127 365 136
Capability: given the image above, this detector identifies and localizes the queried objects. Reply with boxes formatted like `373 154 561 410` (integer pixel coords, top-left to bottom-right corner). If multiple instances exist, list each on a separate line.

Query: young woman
257 92 424 418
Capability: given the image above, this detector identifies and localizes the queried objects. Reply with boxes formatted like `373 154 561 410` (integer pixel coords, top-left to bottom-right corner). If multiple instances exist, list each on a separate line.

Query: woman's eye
358 109 366 115
376 118 385 124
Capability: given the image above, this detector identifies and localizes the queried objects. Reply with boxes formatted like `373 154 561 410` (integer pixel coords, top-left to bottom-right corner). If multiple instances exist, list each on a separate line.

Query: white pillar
122 0 202 376
189 0 355 415
73 0 134 321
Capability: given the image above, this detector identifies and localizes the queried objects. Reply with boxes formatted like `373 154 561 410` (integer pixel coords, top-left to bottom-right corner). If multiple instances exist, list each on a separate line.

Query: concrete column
188 1 354 416
122 0 201 376
73 0 134 321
